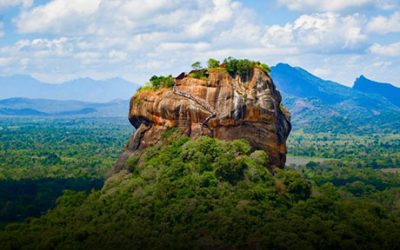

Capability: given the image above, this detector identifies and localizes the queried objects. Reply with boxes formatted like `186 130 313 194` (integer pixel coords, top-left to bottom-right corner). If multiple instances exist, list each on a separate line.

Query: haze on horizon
0 0 399 87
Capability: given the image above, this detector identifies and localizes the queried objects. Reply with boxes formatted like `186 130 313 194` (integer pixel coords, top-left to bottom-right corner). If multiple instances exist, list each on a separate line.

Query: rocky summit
114 66 291 173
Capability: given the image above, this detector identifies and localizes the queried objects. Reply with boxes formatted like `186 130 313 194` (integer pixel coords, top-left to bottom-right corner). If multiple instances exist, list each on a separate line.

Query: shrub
207 58 220 68
276 170 312 202
250 150 269 166
148 75 174 89
223 56 239 75
188 69 208 80
222 57 270 80
125 155 140 172
191 61 202 70
236 59 254 80
258 63 271 74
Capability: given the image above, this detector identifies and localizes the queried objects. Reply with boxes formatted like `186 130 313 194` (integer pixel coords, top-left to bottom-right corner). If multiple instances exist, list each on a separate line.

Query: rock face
113 67 291 173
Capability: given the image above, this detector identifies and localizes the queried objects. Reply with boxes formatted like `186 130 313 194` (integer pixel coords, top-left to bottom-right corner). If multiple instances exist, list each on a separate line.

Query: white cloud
2 0 398 87
16 0 101 33
278 0 397 12
0 57 12 66
10 37 72 57
108 50 128 62
12 0 371 57
14 0 245 43
15 0 197 35
6 0 269 82
185 0 238 37
311 67 332 78
0 0 32 10
369 42 400 57
263 13 367 52
366 12 400 34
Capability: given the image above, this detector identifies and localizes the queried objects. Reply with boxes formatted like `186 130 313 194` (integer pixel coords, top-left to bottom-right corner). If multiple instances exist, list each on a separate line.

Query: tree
222 57 256 80
147 75 174 89
149 75 161 89
236 59 253 80
276 170 312 203
259 63 270 74
223 57 238 75
191 61 202 70
207 58 220 68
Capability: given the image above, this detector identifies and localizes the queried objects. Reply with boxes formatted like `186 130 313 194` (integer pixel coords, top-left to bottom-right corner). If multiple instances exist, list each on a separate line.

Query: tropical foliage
1 132 399 249
0 117 130 226
139 75 175 90
223 57 271 80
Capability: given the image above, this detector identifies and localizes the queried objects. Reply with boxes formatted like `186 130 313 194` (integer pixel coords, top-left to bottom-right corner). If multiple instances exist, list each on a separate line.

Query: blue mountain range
353 75 400 108
0 75 139 103
271 63 400 133
1 64 399 132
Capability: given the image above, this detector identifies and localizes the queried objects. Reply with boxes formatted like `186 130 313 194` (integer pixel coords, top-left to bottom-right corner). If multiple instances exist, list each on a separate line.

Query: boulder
113 67 291 173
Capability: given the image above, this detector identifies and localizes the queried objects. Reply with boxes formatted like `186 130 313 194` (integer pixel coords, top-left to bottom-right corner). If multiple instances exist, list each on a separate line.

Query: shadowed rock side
113 68 291 173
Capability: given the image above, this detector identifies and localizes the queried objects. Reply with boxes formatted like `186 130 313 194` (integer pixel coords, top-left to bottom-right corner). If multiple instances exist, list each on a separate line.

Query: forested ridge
0 129 399 250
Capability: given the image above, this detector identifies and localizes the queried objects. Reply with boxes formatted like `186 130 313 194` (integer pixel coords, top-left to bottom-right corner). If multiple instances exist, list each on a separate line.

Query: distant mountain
0 98 128 117
0 108 48 116
353 75 400 107
270 63 400 133
0 75 139 102
2 67 400 133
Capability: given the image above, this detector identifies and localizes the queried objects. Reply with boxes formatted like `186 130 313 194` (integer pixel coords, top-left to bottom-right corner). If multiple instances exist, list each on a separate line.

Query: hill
0 98 128 117
1 135 399 249
0 75 139 102
270 63 400 133
353 75 400 107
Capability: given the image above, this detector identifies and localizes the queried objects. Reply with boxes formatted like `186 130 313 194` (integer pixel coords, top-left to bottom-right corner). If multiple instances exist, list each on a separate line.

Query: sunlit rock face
113 67 291 173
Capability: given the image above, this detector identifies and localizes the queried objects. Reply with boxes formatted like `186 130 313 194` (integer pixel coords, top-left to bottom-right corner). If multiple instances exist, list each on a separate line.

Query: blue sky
0 0 399 87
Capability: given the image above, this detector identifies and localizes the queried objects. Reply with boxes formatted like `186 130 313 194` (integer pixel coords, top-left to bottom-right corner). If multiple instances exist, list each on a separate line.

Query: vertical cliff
114 67 291 173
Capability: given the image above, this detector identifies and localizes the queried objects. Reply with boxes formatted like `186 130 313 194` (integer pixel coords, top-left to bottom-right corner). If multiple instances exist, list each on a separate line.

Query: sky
0 0 399 87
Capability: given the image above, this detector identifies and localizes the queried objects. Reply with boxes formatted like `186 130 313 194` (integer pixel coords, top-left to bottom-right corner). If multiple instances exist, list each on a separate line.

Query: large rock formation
114 67 291 173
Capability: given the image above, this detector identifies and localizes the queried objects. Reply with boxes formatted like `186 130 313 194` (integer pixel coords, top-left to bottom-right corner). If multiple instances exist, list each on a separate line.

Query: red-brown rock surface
114 67 291 173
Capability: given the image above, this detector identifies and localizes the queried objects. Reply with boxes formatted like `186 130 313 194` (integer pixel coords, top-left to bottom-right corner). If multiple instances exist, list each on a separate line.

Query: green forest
287 131 400 169
0 119 399 249
0 117 131 227
0 0 399 248
0 117 131 180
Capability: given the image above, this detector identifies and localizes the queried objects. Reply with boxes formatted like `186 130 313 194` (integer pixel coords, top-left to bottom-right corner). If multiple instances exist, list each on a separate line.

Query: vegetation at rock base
0 178 103 228
1 130 400 250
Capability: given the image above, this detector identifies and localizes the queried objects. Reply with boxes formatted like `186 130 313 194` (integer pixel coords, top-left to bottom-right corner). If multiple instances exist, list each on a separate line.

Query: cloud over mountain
0 0 398 87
